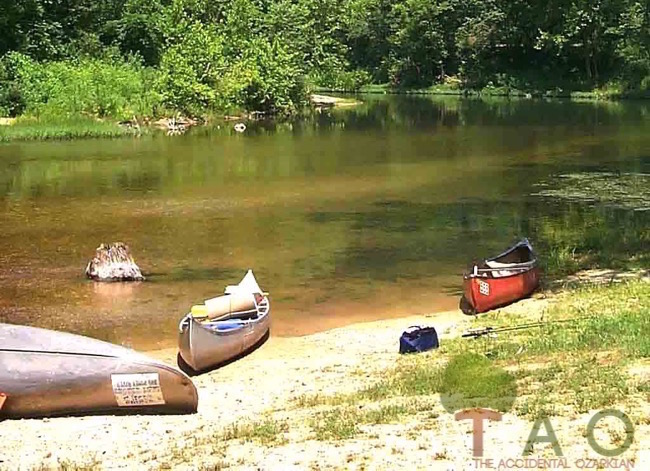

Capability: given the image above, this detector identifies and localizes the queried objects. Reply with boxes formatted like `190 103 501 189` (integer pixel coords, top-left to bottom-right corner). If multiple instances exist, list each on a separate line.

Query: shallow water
1 96 648 350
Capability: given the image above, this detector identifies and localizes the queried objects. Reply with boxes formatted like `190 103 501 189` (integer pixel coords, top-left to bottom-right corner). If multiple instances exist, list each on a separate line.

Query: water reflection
0 96 648 349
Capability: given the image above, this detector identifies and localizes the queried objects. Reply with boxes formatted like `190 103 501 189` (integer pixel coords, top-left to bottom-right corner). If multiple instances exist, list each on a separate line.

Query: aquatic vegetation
530 172 650 276
532 172 650 211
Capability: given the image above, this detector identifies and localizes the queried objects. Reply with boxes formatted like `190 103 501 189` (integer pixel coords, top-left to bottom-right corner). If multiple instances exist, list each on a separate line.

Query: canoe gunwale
486 238 535 263
463 239 538 280
178 296 270 335
463 263 537 280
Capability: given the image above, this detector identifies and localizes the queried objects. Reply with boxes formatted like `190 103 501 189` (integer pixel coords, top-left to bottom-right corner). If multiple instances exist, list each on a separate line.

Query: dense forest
0 0 648 119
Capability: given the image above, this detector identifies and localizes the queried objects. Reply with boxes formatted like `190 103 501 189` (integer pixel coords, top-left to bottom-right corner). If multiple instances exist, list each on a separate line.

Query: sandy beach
0 289 647 470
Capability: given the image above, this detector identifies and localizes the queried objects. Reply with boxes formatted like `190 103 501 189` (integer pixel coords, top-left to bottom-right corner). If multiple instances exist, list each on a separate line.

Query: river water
1 96 648 350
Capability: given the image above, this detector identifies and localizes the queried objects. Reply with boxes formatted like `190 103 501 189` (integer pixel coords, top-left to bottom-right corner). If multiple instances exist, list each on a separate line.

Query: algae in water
532 172 650 211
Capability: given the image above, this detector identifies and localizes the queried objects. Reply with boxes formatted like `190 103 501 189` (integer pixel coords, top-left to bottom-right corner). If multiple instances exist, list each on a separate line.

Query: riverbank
0 93 360 142
0 276 647 470
319 83 650 100
0 117 139 142
2 87 649 143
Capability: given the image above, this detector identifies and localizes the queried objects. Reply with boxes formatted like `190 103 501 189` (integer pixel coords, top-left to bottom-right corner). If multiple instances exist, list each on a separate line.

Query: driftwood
310 94 340 107
153 116 197 135
310 94 362 110
85 243 145 282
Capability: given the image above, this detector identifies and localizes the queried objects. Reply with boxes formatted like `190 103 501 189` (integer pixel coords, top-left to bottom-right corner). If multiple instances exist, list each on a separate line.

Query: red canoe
460 239 540 314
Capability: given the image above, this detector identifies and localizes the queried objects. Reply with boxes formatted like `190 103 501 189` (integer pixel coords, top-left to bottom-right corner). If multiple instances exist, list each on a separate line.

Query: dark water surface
1 96 648 350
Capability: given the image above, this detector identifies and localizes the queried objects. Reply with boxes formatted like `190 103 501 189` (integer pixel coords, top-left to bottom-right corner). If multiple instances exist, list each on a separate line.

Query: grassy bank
274 279 649 441
318 82 650 99
0 117 139 142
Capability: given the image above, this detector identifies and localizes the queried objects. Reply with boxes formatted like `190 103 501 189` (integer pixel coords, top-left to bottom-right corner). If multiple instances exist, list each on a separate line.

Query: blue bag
399 326 439 354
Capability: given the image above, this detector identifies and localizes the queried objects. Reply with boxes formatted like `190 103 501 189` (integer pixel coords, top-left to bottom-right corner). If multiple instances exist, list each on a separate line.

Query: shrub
156 21 226 115
313 66 372 91
158 22 307 116
0 52 160 119
217 38 307 114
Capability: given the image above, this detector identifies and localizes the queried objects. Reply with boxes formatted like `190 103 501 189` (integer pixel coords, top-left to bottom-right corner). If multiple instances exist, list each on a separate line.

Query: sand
0 294 647 470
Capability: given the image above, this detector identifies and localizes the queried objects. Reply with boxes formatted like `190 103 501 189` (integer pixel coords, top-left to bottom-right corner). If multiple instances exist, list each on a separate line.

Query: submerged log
310 94 361 108
85 243 145 281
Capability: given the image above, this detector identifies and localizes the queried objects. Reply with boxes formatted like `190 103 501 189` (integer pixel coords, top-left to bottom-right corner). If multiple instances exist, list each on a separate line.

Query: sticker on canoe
0 392 7 410
111 373 165 407
478 280 490 296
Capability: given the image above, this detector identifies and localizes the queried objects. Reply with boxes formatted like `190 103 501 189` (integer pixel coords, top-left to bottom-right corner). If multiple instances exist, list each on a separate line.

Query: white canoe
178 270 270 372
0 323 198 419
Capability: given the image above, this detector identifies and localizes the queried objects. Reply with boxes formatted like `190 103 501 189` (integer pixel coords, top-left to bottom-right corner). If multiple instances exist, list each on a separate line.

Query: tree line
0 0 648 119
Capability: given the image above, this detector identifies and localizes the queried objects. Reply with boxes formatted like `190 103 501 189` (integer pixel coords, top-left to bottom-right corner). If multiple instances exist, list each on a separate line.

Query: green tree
218 38 306 113
103 0 166 66
157 20 226 114
388 0 451 86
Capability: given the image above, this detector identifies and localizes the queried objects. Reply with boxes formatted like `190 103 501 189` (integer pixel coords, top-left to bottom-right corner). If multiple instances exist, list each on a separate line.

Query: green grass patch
293 356 446 406
358 355 443 401
311 403 412 441
293 393 327 408
293 392 353 408
0 116 138 142
355 79 650 99
516 357 630 415
515 391 560 419
456 280 648 417
439 352 517 413
458 280 649 360
299 351 516 413
295 281 648 429
356 352 517 413
311 407 360 440
220 418 289 446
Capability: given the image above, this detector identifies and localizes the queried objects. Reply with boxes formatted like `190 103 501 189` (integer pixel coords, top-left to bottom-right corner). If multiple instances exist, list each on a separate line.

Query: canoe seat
484 260 515 278
210 309 259 322
206 321 245 332
485 260 514 269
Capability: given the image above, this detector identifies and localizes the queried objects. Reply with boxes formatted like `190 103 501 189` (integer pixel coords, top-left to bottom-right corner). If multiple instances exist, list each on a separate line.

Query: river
1 95 648 350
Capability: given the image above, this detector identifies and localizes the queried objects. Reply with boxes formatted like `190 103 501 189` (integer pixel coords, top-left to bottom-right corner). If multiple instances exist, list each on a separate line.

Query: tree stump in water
85 243 145 281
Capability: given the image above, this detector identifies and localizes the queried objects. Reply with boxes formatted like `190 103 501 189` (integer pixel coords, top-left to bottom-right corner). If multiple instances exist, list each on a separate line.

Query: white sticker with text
111 373 165 407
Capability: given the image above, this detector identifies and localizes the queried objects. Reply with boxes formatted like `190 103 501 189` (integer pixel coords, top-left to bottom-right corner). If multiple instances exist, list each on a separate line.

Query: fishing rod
462 317 588 339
